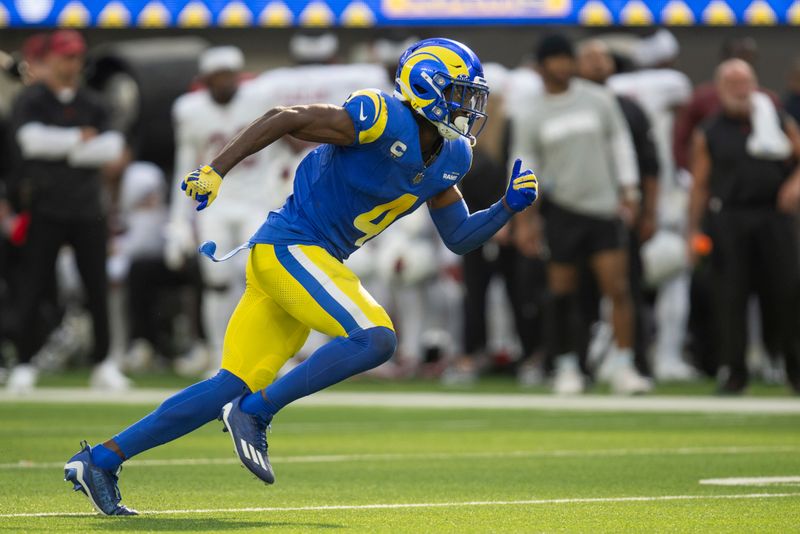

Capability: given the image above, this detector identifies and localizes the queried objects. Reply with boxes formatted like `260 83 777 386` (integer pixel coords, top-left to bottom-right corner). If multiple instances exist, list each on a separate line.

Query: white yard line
700 476 800 486
2 445 798 470
1 389 799 414
1 492 798 518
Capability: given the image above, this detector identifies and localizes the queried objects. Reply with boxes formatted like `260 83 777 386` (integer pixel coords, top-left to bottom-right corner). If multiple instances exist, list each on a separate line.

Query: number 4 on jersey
353 193 418 246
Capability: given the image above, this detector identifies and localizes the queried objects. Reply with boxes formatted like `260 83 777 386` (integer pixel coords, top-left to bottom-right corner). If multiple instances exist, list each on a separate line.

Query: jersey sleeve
342 89 390 146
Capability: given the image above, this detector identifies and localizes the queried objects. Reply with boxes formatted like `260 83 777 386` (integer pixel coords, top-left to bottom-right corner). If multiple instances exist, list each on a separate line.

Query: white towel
747 91 792 160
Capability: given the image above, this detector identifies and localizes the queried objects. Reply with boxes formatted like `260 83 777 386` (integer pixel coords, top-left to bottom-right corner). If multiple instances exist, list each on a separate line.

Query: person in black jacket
7 30 129 393
689 59 800 394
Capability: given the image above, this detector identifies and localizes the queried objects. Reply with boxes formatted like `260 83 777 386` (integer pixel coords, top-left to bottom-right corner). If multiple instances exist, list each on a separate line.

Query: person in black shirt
441 88 544 385
689 59 800 394
443 141 542 384
7 30 129 393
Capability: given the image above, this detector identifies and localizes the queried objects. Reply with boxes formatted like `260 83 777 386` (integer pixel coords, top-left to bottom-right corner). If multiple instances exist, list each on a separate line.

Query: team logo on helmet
394 38 489 144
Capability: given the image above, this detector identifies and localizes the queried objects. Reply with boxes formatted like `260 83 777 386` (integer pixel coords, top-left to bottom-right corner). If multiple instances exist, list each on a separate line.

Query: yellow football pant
220 243 394 391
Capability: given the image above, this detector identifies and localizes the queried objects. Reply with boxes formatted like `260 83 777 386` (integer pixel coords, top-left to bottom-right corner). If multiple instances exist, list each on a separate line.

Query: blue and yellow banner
1 0 798 27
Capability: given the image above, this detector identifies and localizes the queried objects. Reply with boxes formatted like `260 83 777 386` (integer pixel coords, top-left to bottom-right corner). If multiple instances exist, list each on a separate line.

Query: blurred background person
689 59 800 394
674 37 782 380
109 161 202 371
443 63 543 385
607 30 696 383
0 32 51 368
511 34 649 395
576 38 665 381
674 37 765 173
7 30 127 393
165 46 279 377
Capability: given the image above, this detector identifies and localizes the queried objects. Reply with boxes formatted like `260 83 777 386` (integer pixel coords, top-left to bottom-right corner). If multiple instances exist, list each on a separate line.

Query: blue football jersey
250 89 473 260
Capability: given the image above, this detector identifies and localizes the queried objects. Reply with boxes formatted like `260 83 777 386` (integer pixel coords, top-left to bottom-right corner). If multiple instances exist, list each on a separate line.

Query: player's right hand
181 165 222 211
504 159 539 212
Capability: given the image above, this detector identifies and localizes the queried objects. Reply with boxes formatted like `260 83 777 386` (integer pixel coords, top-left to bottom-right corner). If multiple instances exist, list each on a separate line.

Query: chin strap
198 241 253 262
436 116 472 142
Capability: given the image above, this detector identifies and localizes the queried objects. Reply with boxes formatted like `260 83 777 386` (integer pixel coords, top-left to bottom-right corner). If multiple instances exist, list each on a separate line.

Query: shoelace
252 415 269 454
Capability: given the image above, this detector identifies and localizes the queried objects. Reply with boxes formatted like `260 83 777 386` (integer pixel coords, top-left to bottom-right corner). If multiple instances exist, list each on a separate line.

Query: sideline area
1 388 799 413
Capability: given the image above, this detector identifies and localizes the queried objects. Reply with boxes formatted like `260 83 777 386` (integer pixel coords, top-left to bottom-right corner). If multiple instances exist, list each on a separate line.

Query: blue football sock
90 444 123 471
108 369 248 461
239 388 280 419
240 326 396 420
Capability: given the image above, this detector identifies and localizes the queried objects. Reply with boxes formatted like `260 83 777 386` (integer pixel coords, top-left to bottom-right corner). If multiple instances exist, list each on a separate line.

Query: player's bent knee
370 327 398 362
352 326 397 366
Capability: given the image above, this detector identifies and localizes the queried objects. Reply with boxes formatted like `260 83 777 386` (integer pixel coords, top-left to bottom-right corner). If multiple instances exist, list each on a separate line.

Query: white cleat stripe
240 440 251 460
65 461 106 516
248 444 258 465
256 450 267 471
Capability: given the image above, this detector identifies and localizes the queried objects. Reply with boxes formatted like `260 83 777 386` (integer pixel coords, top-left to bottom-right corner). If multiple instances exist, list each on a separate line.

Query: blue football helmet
394 38 489 144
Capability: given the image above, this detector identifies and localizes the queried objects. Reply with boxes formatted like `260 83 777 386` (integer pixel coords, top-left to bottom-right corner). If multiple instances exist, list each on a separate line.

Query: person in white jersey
166 47 280 375
606 30 697 382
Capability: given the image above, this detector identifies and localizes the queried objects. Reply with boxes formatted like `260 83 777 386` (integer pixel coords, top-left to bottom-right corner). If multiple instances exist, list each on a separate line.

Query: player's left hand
504 159 538 212
181 165 223 211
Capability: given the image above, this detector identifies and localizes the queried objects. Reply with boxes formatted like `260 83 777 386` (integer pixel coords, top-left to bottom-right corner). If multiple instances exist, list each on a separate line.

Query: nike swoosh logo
359 102 368 121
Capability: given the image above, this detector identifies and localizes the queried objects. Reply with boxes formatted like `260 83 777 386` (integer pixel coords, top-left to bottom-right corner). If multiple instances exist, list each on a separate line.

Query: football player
64 38 539 515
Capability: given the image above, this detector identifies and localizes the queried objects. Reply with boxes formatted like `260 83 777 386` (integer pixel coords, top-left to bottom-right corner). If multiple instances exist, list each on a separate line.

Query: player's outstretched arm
181 105 356 210
428 158 538 255
212 105 356 175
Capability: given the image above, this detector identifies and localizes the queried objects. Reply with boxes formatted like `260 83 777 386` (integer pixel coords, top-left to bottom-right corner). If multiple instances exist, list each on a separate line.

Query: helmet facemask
426 73 489 145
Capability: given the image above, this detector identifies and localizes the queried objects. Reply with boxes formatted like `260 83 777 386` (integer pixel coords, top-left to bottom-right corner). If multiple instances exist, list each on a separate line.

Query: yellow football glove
181 165 222 211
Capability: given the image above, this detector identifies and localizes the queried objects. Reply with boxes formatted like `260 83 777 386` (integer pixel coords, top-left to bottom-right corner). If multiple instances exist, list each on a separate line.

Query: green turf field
1 398 799 533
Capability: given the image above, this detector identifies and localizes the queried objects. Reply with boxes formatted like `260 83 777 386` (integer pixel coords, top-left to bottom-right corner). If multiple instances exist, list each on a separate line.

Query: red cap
22 33 49 62
48 30 87 57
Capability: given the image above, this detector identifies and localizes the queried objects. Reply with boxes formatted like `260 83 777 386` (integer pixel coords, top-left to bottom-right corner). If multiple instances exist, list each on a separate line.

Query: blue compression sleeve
102 370 248 467
429 198 512 255
240 326 397 420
